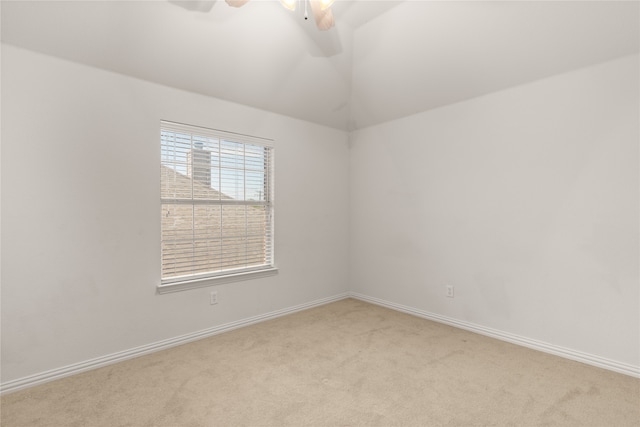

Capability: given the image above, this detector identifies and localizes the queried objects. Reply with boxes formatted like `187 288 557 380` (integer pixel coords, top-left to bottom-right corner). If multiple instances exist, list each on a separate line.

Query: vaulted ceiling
2 1 638 130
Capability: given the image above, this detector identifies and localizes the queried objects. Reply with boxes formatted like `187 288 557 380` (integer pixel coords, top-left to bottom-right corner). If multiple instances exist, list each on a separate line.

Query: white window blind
160 121 274 285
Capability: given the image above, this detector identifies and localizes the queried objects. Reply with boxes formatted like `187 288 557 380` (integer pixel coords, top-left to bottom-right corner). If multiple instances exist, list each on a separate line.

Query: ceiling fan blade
308 0 335 31
168 0 216 13
225 0 250 7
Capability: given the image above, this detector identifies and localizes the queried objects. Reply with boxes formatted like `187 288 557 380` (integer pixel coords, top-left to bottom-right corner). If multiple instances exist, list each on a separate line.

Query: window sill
157 267 279 294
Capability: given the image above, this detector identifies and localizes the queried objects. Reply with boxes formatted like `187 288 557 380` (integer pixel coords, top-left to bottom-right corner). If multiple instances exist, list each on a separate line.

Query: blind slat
161 120 273 148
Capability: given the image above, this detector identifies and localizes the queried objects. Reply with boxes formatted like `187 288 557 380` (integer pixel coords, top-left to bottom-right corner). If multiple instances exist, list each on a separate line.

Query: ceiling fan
225 0 336 31
169 0 343 57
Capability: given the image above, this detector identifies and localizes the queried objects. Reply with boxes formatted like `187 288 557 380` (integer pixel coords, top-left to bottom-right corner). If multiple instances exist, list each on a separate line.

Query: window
159 121 275 292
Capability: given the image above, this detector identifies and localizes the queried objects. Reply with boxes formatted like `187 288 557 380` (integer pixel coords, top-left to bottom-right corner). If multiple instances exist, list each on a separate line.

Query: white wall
2 43 638 386
349 54 639 368
1 44 350 383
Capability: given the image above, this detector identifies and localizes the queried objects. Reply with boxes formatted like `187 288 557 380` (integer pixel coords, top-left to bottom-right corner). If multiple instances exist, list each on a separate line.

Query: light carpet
1 298 639 426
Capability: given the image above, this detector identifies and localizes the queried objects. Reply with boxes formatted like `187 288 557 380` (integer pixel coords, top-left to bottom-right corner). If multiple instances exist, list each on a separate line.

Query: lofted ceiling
1 1 638 131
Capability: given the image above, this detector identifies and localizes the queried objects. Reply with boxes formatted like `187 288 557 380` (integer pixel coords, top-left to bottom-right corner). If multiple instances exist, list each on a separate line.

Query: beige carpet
1 298 639 426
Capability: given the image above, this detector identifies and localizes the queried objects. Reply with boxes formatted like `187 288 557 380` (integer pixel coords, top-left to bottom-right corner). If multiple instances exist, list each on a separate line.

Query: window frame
157 120 277 294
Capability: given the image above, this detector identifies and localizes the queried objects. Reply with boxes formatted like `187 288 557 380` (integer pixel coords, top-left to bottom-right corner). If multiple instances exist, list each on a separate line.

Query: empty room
1 0 638 426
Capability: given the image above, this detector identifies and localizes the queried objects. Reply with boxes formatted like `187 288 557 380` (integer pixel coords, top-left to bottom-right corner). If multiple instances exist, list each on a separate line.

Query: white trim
158 267 279 294
348 292 640 378
0 292 349 395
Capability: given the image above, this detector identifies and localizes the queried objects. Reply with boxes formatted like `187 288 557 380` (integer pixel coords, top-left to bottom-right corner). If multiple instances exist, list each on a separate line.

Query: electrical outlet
446 285 454 298
210 291 218 305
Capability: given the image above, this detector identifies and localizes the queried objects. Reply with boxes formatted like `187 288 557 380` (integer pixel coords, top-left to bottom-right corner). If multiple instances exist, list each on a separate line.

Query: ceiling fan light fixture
319 0 335 10
309 0 335 30
280 0 297 11
225 0 250 7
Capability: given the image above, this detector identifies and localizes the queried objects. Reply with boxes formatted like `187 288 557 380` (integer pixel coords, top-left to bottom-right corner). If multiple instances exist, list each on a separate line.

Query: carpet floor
1 298 639 426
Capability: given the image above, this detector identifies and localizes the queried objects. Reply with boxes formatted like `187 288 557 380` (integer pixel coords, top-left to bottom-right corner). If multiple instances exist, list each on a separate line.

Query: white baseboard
348 292 640 378
4 291 636 394
0 293 350 395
